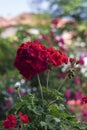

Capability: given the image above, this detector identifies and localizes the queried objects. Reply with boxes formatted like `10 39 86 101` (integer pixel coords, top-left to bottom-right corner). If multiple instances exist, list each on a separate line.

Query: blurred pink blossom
58 37 65 45
74 76 80 85
65 89 71 100
74 90 82 100
79 57 84 65
7 86 14 94
2 97 13 110
67 99 81 106
51 18 59 27
20 88 26 96
50 31 56 39
82 110 87 117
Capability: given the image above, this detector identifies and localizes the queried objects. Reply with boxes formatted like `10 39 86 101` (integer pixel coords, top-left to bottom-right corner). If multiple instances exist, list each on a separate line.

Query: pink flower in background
74 90 82 100
75 100 81 106
50 31 56 39
58 37 65 45
51 18 59 27
78 57 84 65
7 86 14 94
67 100 81 106
82 110 87 117
20 88 26 96
74 76 80 85
67 100 75 106
65 89 71 100
2 97 13 110
5 97 13 108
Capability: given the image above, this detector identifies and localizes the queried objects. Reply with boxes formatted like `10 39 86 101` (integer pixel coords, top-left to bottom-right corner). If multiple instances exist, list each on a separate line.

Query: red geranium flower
2 114 17 129
14 40 68 79
14 41 49 79
18 112 30 124
48 47 68 67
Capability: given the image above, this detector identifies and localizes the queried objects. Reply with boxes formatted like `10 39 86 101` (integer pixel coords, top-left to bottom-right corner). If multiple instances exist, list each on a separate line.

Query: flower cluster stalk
37 75 44 102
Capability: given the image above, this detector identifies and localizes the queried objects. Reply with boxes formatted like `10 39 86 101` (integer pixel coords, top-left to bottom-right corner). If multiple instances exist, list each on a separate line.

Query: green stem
46 70 50 91
18 88 23 101
49 76 68 106
57 76 68 91
37 75 44 102
31 95 34 108
49 99 58 106
45 126 47 130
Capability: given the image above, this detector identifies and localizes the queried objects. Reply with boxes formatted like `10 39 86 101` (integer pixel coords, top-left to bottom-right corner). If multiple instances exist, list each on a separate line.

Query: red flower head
48 47 68 67
14 40 68 79
81 96 87 104
14 41 49 79
18 112 30 124
69 58 76 63
2 114 17 129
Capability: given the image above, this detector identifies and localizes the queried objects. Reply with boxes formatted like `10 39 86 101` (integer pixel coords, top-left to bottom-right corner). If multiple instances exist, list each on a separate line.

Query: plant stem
57 76 68 91
45 126 47 130
37 75 44 102
31 94 34 108
49 99 58 106
46 70 50 91
18 87 22 101
48 76 68 106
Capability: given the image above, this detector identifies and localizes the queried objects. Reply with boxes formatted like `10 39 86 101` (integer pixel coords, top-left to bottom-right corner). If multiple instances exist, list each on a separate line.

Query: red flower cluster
81 96 87 104
14 41 49 79
2 114 16 129
18 112 29 124
48 47 68 66
2 112 29 129
14 41 68 79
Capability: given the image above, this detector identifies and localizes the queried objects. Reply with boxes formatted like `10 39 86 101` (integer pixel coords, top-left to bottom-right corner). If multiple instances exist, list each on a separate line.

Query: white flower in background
14 81 21 88
21 79 25 84
28 28 39 35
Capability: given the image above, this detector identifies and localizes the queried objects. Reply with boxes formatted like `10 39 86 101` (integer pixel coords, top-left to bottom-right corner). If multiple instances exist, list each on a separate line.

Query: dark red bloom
14 40 68 79
81 96 87 104
2 114 17 129
14 41 49 79
18 112 29 124
48 47 68 67
69 58 75 63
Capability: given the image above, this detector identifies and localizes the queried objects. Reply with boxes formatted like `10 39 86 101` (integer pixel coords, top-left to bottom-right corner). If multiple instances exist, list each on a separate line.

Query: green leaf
53 117 60 123
59 104 65 110
7 101 26 114
40 121 47 127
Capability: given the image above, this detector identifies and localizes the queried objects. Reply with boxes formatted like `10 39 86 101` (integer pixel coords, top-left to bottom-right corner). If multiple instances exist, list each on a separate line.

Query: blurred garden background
0 0 87 126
